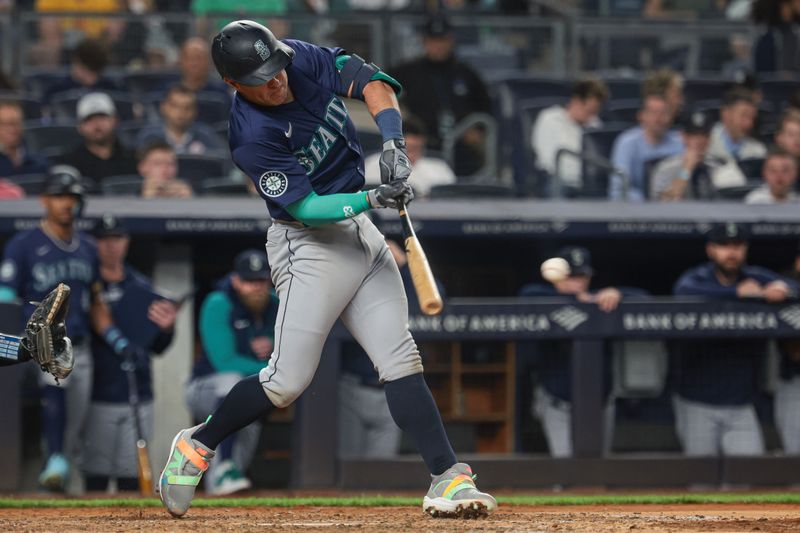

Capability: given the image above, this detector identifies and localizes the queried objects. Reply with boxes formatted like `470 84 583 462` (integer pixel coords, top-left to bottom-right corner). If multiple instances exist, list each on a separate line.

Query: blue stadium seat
177 154 230 186
604 99 641 125
101 175 143 196
581 125 627 198
200 177 250 196
0 92 44 121
123 71 181 100
24 122 79 155
50 90 138 122
737 158 765 180
9 173 47 195
683 79 729 106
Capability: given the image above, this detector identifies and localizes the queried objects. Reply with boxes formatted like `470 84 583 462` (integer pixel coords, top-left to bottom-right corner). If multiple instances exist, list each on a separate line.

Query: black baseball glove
379 139 412 183
22 283 74 382
368 179 414 209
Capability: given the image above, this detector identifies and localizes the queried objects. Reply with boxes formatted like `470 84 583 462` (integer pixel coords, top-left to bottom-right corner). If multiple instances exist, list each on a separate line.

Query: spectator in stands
167 37 230 101
651 111 747 200
83 214 177 492
0 100 50 178
135 84 225 156
532 78 609 193
61 92 137 190
774 109 800 160
185 249 279 495
339 237 445 459
609 94 683 200
391 13 491 177
137 141 193 199
672 222 798 457
42 39 118 106
0 179 24 199
642 68 685 119
752 0 800 75
709 88 767 163
518 246 643 457
744 147 799 203
363 115 455 197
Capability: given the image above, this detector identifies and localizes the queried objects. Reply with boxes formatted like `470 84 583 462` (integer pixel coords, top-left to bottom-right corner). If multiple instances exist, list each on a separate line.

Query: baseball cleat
423 462 497 519
158 423 214 518
209 459 252 496
38 453 68 492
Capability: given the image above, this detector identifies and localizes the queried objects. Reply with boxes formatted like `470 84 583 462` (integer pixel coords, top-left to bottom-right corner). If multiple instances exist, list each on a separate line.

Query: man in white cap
60 92 137 190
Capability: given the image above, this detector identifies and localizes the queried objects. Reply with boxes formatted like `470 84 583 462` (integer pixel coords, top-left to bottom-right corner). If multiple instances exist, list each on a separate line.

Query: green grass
2 493 800 508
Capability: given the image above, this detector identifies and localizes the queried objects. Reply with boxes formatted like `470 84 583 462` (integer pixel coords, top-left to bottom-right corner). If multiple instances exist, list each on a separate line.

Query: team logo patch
254 39 271 61
0 260 15 282
259 171 288 198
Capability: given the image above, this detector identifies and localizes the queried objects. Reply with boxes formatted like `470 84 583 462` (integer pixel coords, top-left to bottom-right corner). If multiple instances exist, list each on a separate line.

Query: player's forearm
286 191 371 226
364 81 400 120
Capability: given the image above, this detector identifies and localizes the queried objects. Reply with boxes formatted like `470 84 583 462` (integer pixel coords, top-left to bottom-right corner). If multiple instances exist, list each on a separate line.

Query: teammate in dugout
0 168 146 492
185 249 279 495
83 215 178 492
158 20 496 519
672 222 800 457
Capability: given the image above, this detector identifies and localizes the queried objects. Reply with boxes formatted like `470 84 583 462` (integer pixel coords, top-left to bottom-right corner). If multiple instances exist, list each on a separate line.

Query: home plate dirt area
2 503 800 532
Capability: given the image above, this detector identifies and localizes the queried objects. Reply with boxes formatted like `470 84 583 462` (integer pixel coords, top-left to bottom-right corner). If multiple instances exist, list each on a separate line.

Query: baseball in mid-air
540 257 571 282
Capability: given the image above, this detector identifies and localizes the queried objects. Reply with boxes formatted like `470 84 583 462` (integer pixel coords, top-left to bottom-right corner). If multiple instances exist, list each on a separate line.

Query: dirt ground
2 504 800 533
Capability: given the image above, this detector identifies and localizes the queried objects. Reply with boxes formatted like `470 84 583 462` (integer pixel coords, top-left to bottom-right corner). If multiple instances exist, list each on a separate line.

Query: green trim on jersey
286 191 371 226
334 54 403 96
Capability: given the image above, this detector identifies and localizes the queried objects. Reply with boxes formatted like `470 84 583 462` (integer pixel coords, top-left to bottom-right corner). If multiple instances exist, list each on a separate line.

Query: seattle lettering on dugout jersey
0 227 98 340
229 39 366 223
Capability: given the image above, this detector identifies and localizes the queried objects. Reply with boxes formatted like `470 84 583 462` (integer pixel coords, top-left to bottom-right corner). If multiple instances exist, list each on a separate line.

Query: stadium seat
123 71 180 100
715 180 762 200
22 69 69 98
117 120 148 149
605 99 641 125
200 177 250 196
683 79 729 105
195 92 231 124
101 175 143 196
516 97 566 194
0 92 44 121
427 183 516 199
9 173 47 195
737 158 765 179
50 90 138 122
24 122 79 155
604 78 642 100
581 125 627 197
761 79 799 110
177 154 230 185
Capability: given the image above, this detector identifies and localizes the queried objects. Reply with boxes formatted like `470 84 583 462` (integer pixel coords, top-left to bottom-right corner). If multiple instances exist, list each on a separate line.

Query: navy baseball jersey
92 265 174 403
0 227 97 341
229 39 365 222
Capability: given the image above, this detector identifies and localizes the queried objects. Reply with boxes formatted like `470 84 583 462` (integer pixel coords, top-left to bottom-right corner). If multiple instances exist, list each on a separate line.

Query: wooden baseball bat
398 203 443 316
123 354 153 496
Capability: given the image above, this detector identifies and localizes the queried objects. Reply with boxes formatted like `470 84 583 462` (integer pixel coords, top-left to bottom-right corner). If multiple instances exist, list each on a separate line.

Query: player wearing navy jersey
159 20 496 519
0 168 139 492
83 215 177 492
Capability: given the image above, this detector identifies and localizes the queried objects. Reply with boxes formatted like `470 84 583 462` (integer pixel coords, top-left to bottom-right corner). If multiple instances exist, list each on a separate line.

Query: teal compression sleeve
285 191 371 226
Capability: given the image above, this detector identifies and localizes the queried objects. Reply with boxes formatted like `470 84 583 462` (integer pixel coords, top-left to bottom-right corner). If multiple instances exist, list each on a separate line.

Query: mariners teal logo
259 171 288 198
293 97 349 175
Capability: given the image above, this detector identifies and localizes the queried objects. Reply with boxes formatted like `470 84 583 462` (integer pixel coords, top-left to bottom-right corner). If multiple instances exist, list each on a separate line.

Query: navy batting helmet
211 20 295 86
42 165 85 197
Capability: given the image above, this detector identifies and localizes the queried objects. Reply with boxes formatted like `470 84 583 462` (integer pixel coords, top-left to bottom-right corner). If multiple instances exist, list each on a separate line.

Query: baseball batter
159 20 496 519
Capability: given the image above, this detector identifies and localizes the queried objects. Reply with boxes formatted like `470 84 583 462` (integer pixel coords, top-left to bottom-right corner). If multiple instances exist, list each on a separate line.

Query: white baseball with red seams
540 257 571 283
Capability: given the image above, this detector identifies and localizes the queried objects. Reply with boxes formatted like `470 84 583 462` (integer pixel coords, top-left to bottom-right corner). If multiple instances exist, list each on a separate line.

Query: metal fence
0 11 765 81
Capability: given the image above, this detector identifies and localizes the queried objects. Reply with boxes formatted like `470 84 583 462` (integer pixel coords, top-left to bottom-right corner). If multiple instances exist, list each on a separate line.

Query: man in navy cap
518 246 646 457
185 249 279 495
672 222 799 458
82 214 178 492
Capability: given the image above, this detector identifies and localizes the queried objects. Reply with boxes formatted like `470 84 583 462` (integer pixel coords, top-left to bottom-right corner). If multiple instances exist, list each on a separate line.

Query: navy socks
384 373 457 476
41 385 66 456
193 374 271 450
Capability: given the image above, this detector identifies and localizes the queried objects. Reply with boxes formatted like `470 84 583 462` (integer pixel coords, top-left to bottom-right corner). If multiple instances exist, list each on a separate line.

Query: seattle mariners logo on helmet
254 39 271 61
259 171 288 198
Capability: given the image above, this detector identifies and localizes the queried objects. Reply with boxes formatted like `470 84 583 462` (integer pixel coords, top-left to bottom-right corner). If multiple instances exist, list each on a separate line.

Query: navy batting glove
368 180 414 209
379 139 412 184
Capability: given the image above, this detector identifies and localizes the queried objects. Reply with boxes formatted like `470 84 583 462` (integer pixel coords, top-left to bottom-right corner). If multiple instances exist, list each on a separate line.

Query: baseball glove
22 283 74 381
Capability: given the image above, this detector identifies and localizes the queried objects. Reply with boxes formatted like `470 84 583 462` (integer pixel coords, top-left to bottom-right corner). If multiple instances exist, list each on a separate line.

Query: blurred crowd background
2 0 800 495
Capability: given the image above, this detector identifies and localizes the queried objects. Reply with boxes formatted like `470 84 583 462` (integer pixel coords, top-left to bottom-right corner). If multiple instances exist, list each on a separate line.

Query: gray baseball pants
338 372 401 458
259 214 423 408
775 377 800 454
82 401 154 478
674 395 765 456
